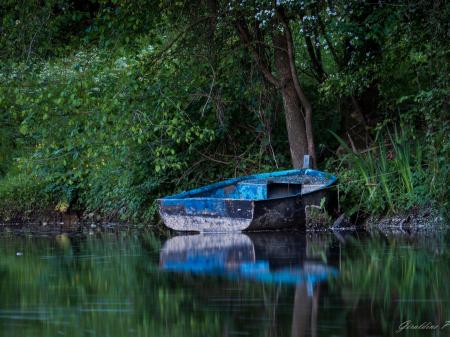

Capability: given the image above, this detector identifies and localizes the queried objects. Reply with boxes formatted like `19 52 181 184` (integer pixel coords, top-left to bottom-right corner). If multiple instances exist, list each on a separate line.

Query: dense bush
0 170 56 221
0 43 290 222
0 0 448 223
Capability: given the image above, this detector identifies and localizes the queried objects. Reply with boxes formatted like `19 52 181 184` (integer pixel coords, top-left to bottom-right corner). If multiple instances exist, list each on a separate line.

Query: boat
160 233 338 286
157 169 337 232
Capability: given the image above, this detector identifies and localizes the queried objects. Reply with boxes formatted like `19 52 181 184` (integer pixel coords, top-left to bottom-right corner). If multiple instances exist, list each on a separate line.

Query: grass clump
329 126 448 218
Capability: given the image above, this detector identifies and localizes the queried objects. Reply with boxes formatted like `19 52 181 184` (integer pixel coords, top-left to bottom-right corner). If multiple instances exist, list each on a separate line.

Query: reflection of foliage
335 234 450 334
0 232 294 337
1 232 449 336
0 233 218 337
305 233 332 262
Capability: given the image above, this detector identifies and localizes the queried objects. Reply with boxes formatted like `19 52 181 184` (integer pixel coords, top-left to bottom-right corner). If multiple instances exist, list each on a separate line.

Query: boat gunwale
158 169 337 203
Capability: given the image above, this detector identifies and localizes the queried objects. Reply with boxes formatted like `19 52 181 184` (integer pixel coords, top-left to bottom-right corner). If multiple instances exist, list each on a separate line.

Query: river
0 229 448 337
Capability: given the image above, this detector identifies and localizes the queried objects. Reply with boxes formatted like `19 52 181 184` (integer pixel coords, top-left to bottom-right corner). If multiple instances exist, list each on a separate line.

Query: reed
330 127 425 214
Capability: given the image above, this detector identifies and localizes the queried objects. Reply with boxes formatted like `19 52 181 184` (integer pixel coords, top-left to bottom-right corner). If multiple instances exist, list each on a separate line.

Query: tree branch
316 13 341 69
151 15 215 63
234 18 281 88
303 33 326 82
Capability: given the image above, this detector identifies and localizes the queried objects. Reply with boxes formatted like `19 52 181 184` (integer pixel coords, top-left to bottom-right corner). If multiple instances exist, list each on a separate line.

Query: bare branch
234 19 281 88
151 15 215 63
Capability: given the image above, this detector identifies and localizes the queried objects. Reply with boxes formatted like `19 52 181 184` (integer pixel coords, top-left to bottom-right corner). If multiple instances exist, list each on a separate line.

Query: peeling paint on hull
161 215 252 232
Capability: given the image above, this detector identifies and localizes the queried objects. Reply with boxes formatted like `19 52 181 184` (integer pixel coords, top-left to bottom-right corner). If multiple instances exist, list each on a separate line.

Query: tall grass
330 127 435 215
389 129 414 194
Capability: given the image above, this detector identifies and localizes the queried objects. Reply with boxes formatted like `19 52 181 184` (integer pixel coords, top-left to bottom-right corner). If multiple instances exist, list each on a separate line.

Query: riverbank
1 0 448 237
1 205 446 234
364 207 447 232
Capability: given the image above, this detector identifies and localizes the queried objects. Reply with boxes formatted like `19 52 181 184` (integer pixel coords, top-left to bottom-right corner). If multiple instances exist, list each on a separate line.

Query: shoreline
1 207 447 236
363 207 447 233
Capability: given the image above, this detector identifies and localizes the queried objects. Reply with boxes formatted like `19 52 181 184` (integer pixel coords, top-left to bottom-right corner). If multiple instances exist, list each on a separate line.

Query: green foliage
1 48 218 220
0 0 448 223
305 197 332 229
330 125 448 216
0 0 97 61
0 172 55 221
0 35 286 222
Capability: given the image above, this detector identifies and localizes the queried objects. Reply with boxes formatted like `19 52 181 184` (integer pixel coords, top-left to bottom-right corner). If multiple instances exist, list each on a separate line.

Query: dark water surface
0 229 449 337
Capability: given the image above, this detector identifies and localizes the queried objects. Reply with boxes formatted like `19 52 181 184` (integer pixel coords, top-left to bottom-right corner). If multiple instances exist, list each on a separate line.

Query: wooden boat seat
237 180 302 199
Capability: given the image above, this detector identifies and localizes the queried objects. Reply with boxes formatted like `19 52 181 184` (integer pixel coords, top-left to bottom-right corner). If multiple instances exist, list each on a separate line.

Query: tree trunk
278 10 317 168
273 34 308 169
235 19 312 169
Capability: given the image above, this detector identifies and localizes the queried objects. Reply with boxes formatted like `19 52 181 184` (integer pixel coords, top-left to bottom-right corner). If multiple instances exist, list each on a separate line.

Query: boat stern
158 198 254 233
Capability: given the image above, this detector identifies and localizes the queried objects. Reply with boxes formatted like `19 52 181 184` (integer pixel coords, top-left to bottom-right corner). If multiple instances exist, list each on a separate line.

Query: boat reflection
160 232 338 288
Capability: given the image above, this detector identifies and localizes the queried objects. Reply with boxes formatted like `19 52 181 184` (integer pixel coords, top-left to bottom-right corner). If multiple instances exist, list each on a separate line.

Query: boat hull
250 185 337 230
158 169 337 233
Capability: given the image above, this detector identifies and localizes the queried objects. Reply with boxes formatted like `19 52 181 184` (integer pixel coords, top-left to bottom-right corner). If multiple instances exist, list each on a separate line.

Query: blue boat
158 169 337 232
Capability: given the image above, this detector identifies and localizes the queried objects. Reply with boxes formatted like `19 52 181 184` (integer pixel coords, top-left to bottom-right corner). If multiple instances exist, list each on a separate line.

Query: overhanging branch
234 18 281 88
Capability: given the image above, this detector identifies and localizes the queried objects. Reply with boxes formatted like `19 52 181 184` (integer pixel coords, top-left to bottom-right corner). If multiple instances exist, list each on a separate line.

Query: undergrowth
0 172 56 221
328 126 448 218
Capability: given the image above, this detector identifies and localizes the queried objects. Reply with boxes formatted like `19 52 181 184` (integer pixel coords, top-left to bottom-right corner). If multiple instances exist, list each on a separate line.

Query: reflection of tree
291 283 319 337
7 230 446 337
262 285 281 337
289 232 340 337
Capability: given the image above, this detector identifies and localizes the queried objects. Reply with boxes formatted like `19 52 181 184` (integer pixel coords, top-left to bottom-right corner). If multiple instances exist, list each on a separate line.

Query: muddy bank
0 208 116 225
1 206 447 235
307 206 447 233
363 207 447 233
0 209 164 236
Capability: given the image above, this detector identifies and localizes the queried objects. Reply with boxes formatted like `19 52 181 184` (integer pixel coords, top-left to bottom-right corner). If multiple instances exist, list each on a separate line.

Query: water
0 229 449 337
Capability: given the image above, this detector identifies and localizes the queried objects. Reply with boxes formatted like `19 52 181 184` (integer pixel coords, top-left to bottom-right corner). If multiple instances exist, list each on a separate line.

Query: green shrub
0 43 287 223
0 172 55 221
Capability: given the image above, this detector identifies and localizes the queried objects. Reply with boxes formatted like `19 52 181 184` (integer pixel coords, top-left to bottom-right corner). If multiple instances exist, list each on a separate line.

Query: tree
223 1 317 168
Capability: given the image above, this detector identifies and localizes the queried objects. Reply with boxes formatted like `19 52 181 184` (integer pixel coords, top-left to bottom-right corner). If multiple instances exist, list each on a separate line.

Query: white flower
115 57 128 69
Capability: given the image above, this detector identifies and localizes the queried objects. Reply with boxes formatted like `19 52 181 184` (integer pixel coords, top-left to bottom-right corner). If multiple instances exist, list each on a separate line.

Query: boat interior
193 174 329 200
